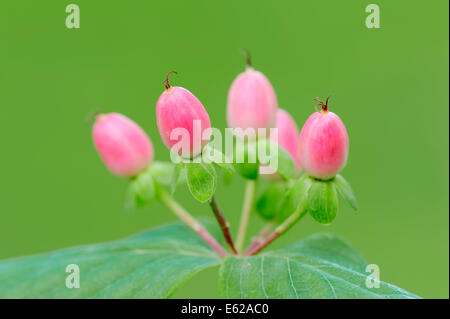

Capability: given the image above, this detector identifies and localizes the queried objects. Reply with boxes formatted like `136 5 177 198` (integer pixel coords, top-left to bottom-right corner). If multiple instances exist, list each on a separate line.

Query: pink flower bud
227 59 278 138
270 109 300 171
93 113 153 177
156 71 211 158
298 97 349 180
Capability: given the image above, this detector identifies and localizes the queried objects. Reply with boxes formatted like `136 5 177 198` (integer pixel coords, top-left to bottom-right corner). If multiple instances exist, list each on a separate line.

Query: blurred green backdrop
0 0 448 298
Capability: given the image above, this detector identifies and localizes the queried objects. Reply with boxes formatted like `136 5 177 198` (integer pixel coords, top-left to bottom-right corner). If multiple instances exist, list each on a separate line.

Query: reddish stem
244 231 280 256
197 227 227 257
244 223 274 255
245 201 308 256
209 196 238 254
163 71 178 90
158 189 227 257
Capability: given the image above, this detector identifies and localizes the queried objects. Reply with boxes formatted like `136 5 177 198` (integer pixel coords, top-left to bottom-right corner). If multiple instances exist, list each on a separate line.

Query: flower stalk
245 201 308 256
158 189 227 257
244 221 275 255
235 180 257 253
208 196 238 254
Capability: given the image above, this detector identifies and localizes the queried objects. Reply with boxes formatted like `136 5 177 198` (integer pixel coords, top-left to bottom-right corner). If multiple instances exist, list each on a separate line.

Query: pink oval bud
93 113 153 177
227 65 278 138
270 109 300 171
298 98 349 180
156 72 211 158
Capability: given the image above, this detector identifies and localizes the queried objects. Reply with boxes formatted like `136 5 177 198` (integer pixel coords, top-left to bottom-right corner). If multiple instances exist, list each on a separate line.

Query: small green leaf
213 162 234 186
135 171 155 203
334 174 358 211
147 161 173 186
204 145 235 184
219 233 420 299
221 166 234 185
0 222 222 298
307 179 338 224
277 175 313 222
234 139 259 180
255 182 288 220
234 162 259 180
186 162 217 202
257 138 296 180
125 171 156 211
148 161 186 187
212 161 234 179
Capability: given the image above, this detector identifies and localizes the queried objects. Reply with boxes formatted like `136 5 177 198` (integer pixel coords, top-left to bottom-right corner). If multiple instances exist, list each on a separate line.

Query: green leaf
185 162 217 202
212 161 234 180
334 174 358 211
213 162 234 186
221 165 234 185
135 171 155 204
125 171 155 211
234 162 259 180
277 175 313 222
147 161 173 186
257 138 296 180
307 179 338 224
234 139 259 180
255 182 288 220
219 233 420 299
203 145 235 184
148 161 186 188
0 222 222 298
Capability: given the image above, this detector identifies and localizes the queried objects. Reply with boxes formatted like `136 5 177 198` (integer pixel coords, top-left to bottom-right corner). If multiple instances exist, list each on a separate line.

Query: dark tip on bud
313 95 332 112
86 109 100 125
163 71 178 90
242 49 252 67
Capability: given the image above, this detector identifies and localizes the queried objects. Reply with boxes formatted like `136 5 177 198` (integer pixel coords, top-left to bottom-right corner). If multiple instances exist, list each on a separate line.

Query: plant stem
208 196 238 254
245 201 308 256
236 180 257 253
158 189 227 257
244 221 275 255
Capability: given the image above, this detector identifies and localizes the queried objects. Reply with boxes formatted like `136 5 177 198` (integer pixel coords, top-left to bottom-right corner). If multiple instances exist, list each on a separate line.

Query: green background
0 0 448 298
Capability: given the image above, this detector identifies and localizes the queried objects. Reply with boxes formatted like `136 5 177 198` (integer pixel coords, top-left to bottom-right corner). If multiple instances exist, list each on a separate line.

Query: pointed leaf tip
334 174 358 211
